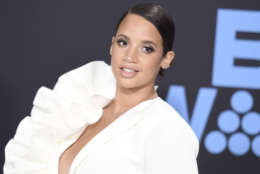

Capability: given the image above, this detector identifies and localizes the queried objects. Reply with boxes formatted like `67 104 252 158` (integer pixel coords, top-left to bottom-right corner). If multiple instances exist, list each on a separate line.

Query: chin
118 78 155 92
116 78 140 89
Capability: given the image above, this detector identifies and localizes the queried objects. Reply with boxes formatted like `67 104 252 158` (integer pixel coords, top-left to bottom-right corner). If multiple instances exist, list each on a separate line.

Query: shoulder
4 60 116 174
53 60 116 100
141 97 199 155
141 98 199 173
57 60 112 82
143 97 192 131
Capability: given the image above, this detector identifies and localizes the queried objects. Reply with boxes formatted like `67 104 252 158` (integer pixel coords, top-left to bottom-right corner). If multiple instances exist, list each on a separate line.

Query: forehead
116 14 162 44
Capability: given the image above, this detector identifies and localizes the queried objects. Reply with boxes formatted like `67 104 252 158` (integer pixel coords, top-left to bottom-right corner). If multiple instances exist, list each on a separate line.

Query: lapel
69 97 158 174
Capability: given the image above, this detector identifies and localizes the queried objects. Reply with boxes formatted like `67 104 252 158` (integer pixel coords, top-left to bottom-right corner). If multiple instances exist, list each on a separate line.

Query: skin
59 13 175 174
110 13 175 113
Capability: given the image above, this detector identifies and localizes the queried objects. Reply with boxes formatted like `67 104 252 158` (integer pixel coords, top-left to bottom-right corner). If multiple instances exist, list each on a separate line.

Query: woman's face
110 14 173 90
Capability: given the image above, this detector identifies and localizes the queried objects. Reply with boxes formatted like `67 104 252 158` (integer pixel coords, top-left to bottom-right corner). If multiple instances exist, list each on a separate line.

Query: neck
110 84 158 115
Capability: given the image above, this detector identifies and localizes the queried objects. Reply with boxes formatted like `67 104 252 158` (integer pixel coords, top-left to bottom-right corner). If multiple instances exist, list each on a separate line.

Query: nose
124 46 137 63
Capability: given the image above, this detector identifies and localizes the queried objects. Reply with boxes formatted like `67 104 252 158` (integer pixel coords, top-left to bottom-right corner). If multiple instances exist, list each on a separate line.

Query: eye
142 46 154 53
116 39 127 47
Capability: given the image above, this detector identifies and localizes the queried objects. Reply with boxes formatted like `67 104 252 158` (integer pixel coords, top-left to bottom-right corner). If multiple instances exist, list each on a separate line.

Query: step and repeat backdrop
1 0 259 174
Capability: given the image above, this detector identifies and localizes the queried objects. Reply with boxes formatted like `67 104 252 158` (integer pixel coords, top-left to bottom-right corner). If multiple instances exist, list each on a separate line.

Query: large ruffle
3 61 116 174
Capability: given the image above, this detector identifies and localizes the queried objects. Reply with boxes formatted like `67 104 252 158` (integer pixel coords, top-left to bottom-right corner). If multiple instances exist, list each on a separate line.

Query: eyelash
116 39 155 54
143 46 154 53
116 39 127 47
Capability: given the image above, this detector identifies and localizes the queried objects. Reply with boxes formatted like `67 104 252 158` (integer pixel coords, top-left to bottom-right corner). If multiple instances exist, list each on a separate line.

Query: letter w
166 85 217 142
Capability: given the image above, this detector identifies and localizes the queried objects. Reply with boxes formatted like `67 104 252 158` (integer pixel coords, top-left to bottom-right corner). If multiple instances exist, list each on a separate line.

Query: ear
160 51 175 69
111 36 115 44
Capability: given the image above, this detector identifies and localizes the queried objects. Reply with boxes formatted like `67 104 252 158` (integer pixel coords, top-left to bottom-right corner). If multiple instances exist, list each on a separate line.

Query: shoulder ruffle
4 61 116 174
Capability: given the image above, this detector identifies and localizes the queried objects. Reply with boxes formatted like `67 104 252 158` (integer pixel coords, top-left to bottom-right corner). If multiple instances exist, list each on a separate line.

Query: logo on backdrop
166 8 260 157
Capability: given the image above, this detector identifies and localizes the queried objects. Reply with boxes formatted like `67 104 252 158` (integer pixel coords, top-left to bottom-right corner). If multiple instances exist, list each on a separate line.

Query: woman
4 2 199 174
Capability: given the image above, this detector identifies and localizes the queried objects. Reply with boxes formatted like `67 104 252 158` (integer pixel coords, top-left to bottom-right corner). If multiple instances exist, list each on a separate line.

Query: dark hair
114 2 175 76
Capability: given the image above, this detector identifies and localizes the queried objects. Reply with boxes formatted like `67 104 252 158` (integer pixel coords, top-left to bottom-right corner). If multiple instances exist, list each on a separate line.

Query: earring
110 48 112 55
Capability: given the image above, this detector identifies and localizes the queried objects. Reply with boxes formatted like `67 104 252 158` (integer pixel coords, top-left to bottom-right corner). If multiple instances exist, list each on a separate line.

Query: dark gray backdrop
1 0 259 174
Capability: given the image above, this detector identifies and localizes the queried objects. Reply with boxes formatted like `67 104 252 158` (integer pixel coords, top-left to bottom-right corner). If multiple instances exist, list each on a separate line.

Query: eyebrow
116 34 158 48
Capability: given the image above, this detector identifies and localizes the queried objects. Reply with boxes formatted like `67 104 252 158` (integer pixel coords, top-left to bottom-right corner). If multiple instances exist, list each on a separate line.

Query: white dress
3 61 199 174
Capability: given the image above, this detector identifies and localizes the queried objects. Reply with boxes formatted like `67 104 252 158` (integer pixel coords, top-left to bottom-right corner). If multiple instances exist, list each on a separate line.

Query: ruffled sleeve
3 61 116 174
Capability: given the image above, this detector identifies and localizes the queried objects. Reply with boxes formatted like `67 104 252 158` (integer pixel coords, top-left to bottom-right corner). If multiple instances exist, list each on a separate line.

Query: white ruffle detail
4 61 116 174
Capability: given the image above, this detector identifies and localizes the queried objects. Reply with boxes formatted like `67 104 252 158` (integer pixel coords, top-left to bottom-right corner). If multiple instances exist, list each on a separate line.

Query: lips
119 66 139 78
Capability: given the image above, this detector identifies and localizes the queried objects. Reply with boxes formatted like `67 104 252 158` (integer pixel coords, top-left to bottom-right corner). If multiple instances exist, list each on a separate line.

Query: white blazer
4 61 199 174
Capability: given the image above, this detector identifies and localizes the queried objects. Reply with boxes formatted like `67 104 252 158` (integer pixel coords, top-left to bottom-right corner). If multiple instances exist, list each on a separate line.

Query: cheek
111 56 118 75
110 49 123 76
141 56 162 74
111 46 124 63
111 46 119 62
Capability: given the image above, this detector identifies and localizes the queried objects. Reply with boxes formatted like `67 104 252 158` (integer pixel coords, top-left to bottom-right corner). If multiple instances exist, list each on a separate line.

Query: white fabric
3 60 199 174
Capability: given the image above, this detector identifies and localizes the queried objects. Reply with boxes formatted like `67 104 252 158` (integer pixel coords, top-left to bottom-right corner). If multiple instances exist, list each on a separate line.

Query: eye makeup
116 39 127 47
114 34 157 54
142 46 155 53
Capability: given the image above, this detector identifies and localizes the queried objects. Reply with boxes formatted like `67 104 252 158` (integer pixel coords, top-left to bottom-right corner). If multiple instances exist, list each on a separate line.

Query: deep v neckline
58 96 160 174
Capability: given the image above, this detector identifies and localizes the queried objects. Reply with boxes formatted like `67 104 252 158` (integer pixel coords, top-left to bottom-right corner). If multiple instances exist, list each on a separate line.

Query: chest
57 117 145 174
58 109 115 174
58 102 147 174
74 126 145 174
